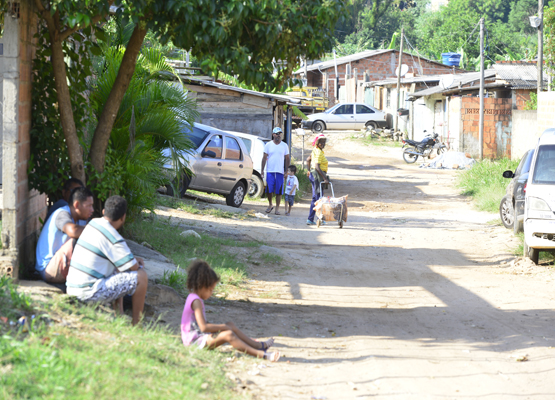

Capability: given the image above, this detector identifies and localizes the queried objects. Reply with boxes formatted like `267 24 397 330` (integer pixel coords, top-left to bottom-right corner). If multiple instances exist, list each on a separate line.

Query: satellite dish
395 64 409 77
439 75 455 89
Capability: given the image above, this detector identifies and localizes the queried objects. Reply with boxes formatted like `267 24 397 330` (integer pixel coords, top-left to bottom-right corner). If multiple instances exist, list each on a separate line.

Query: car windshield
324 104 340 114
182 125 210 149
532 145 555 184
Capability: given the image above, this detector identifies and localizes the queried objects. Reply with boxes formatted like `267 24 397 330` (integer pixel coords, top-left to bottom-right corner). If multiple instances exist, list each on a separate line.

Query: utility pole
479 18 485 161
394 27 404 134
538 0 544 95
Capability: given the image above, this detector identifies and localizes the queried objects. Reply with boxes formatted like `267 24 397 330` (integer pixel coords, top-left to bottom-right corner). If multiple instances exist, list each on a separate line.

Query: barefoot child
181 260 280 361
284 165 299 216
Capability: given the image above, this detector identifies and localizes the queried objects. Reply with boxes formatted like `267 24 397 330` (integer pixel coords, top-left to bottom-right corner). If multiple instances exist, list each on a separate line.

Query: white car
302 102 388 133
523 128 555 264
225 130 270 198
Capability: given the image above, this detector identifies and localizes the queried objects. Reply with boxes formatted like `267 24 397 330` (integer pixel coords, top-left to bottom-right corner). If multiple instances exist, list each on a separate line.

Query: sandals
263 351 280 362
265 206 274 214
275 211 281 215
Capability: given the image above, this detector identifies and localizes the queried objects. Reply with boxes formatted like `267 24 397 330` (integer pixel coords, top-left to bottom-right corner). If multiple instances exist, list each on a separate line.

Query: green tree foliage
335 0 550 70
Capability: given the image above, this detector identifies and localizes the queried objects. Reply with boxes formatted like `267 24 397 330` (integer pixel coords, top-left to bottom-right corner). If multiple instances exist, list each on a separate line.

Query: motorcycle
401 131 447 164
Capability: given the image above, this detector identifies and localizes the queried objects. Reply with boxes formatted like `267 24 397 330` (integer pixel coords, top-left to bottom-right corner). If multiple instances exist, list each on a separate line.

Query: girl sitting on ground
181 260 280 361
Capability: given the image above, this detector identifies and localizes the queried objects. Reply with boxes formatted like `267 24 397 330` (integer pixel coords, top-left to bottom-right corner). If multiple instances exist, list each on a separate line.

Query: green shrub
457 158 520 213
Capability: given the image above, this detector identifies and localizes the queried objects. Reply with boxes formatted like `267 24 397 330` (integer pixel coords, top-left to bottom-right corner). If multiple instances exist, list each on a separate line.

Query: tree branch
89 23 148 174
34 0 86 182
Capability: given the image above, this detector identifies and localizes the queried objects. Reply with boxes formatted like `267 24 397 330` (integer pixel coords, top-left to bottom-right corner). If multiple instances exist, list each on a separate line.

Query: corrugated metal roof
409 70 497 98
492 62 546 89
181 76 301 104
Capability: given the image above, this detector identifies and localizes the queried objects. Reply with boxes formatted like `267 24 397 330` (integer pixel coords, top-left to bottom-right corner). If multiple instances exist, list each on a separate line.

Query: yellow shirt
312 147 328 173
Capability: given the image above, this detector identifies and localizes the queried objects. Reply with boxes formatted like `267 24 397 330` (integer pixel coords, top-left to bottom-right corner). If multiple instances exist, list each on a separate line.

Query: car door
193 134 223 190
326 104 355 130
355 104 376 129
219 135 245 192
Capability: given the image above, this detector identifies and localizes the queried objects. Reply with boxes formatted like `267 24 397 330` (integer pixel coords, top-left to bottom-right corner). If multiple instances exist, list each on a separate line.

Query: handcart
313 182 348 229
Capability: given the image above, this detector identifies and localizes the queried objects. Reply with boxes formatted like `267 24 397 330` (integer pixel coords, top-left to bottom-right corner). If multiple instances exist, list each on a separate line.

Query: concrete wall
411 94 443 141
460 97 512 159
511 110 538 160
537 91 555 136
0 0 47 279
305 50 462 105
447 96 462 151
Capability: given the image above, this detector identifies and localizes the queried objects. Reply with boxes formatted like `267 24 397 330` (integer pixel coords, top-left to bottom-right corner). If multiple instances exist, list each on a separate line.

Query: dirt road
159 136 555 399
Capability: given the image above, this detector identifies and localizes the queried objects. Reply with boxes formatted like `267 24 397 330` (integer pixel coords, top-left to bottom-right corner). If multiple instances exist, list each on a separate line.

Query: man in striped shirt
66 195 148 325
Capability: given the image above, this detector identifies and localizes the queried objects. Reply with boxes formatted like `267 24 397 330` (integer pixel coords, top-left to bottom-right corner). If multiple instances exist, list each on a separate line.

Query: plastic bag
314 195 348 222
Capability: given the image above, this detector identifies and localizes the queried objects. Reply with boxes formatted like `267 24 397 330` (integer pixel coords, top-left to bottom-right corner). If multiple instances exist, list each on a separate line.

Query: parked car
225 130 270 198
302 102 388 133
523 128 555 264
162 123 253 207
500 148 535 234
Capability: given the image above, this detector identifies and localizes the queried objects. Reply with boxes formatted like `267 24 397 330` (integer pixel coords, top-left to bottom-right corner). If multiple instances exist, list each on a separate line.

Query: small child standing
284 165 299 216
181 260 280 361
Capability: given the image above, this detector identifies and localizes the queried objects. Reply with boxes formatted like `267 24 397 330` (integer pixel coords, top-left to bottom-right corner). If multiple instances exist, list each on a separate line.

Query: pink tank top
181 293 205 346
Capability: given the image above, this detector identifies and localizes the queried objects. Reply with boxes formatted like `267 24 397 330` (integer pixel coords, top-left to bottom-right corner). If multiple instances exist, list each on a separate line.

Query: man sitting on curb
66 195 148 326
36 187 94 284
45 178 84 223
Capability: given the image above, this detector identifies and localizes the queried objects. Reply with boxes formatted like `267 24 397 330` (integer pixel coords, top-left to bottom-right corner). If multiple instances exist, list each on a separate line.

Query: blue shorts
266 173 284 194
284 194 295 206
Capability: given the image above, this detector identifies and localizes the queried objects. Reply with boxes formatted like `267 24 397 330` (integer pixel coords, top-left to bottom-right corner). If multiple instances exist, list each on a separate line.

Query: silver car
302 102 388 133
163 123 253 207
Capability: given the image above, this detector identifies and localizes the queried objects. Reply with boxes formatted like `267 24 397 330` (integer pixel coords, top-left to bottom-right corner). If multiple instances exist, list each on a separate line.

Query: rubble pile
420 151 477 170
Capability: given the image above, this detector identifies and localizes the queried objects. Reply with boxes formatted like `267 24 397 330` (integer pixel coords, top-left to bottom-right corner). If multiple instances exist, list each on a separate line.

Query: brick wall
306 50 462 104
460 97 512 159
513 89 532 111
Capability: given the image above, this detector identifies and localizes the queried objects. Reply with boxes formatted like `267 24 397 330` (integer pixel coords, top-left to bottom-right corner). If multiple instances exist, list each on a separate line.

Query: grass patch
294 165 311 202
0 278 238 400
0 276 33 327
350 134 403 148
260 253 283 264
156 196 240 219
457 158 520 213
123 216 260 297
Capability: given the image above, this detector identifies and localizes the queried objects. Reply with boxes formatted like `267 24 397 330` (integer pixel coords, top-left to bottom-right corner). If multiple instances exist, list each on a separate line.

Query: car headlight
527 197 554 219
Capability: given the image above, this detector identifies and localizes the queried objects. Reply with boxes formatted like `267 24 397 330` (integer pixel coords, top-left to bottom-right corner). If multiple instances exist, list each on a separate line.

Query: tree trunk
47 31 86 183
89 24 147 174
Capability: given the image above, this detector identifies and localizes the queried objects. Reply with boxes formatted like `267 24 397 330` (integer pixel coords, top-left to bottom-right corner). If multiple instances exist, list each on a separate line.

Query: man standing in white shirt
261 127 290 215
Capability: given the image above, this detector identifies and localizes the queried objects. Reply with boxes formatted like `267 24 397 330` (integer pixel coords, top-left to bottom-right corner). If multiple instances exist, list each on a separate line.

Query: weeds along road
160 136 555 399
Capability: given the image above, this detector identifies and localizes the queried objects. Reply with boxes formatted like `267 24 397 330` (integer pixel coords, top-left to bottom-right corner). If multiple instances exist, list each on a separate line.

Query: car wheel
524 241 539 264
365 121 378 130
165 175 190 198
499 195 514 229
248 175 264 198
226 182 246 207
312 121 325 133
403 147 418 163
